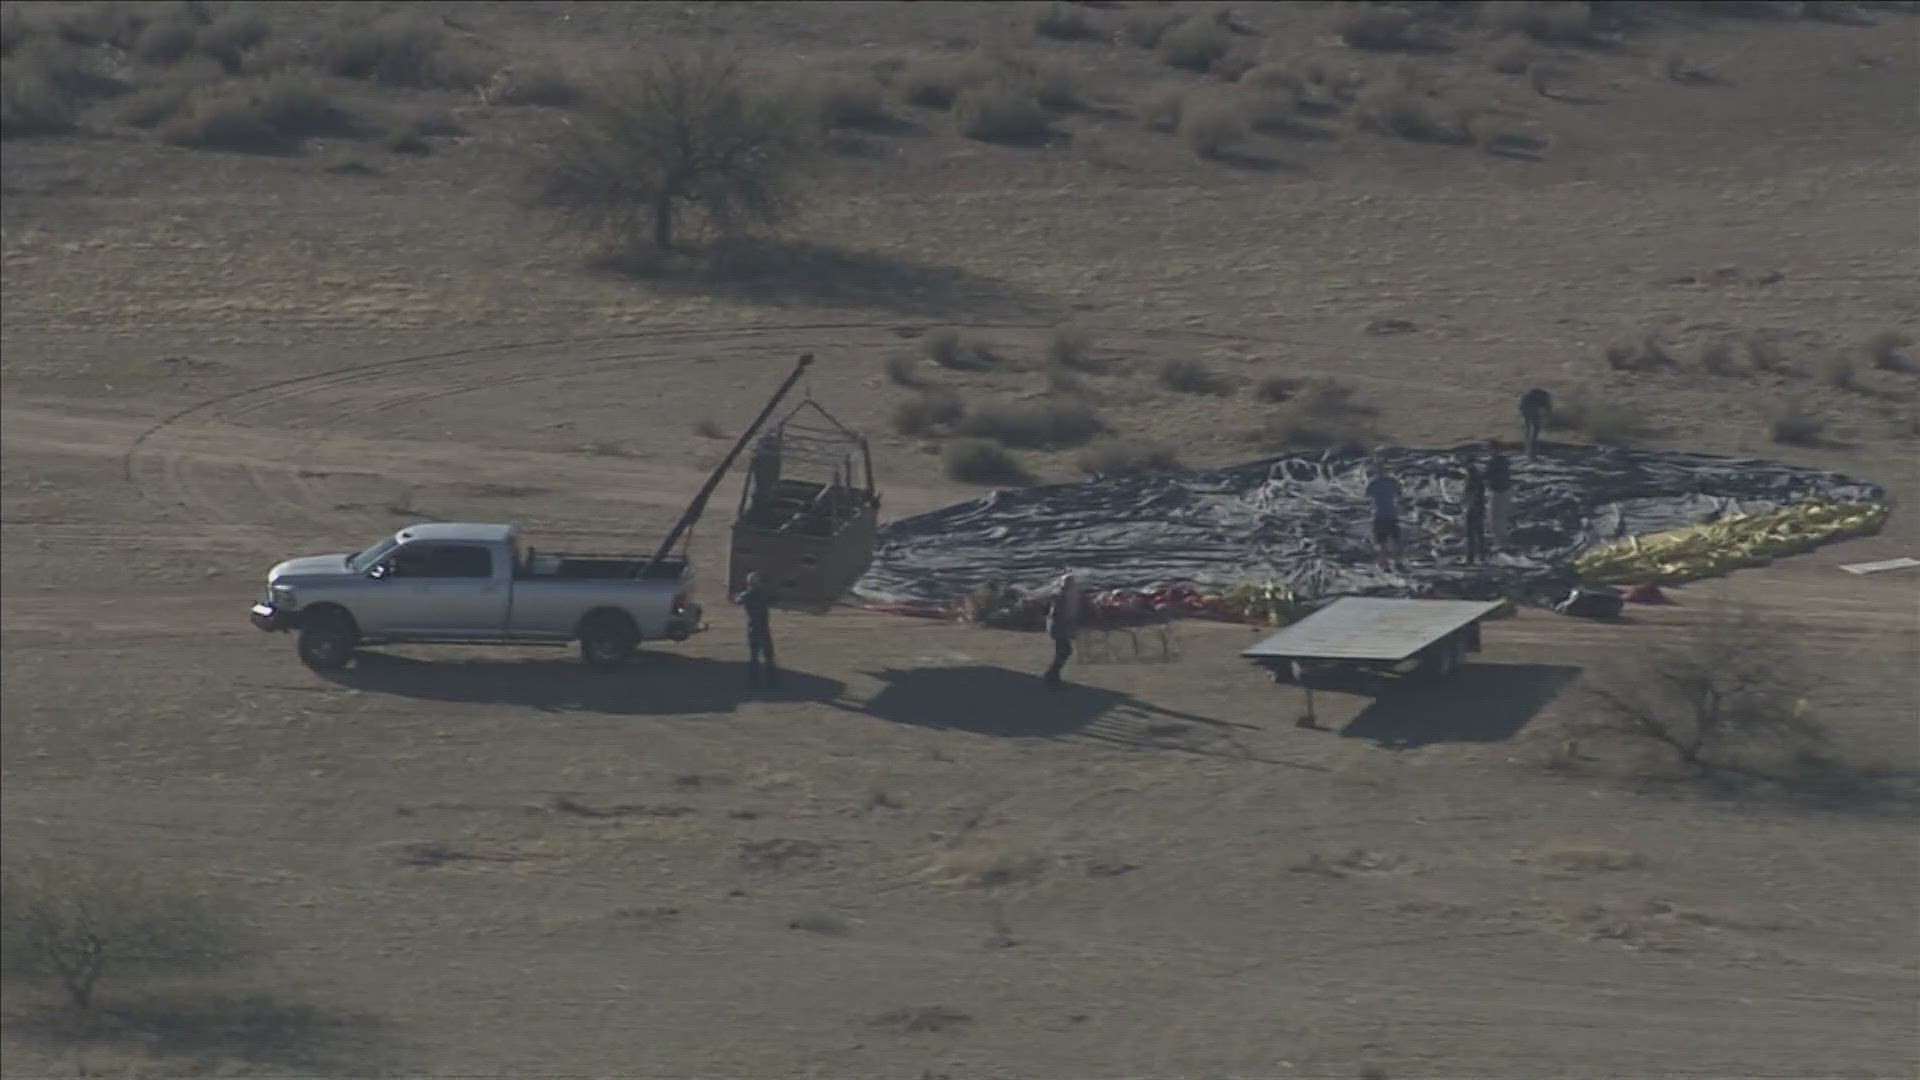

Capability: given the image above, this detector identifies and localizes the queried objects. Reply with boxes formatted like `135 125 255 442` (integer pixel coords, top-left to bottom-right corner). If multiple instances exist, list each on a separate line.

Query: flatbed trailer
1242 597 1504 687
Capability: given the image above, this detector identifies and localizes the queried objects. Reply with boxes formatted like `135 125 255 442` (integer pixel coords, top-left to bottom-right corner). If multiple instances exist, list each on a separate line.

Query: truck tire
578 611 639 668
297 610 359 673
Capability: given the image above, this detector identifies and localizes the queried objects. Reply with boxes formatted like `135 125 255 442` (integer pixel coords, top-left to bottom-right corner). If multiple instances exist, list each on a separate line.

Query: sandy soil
2 3 1916 1077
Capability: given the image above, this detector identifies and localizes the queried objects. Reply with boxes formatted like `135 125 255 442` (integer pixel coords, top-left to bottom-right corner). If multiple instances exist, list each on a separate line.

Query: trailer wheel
578 611 639 668
297 609 358 673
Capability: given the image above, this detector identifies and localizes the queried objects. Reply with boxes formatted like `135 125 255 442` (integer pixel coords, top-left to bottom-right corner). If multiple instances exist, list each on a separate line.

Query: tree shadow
843 664 1271 759
598 238 1051 320
7 997 393 1075
1336 662 1582 749
318 650 844 716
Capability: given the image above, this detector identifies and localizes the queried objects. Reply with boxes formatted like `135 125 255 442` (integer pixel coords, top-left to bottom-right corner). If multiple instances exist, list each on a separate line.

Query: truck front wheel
578 612 639 668
297 612 359 672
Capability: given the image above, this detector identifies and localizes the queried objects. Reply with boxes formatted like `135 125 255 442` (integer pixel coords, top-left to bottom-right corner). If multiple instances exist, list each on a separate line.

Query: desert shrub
131 9 201 65
1297 377 1377 418
1259 406 1375 450
1 7 40 57
489 65 585 109
790 73 892 131
1177 94 1247 159
110 84 190 128
925 329 997 370
1820 355 1858 390
885 353 928 388
1240 61 1303 92
1120 9 1187 48
1745 334 1789 372
1484 0 1596 45
0 856 245 1011
1335 7 1430 51
894 391 967 436
1866 330 1914 372
1157 19 1231 73
1698 340 1743 377
1255 374 1304 402
0 51 81 138
529 55 811 254
1604 335 1678 372
946 439 1030 484
195 8 270 72
954 82 1051 144
161 75 353 152
1579 600 1820 776
1046 366 1088 394
1158 358 1231 394
958 400 1103 449
1657 47 1717 85
898 55 993 110
1138 83 1187 132
383 123 432 154
1028 66 1081 112
1355 87 1467 144
1492 41 1542 75
1769 403 1825 446
1046 328 1099 371
1033 2 1096 40
318 14 485 89
1078 439 1184 477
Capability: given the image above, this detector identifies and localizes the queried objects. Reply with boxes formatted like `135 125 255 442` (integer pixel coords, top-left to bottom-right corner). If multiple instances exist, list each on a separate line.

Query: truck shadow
319 650 844 715
1335 662 1582 748
843 664 1274 760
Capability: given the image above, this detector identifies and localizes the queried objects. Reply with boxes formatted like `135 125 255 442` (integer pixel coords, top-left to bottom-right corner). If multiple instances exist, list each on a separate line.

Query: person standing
1461 460 1488 565
1519 388 1553 457
748 432 783 521
1365 461 1403 569
1485 442 1513 549
1042 572 1082 689
734 571 779 689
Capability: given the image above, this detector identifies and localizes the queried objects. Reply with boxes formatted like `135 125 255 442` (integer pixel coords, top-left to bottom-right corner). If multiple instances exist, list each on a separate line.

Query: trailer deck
1242 597 1504 663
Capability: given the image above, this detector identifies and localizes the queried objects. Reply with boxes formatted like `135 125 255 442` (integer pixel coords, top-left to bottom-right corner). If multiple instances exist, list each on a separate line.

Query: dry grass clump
1483 0 1599 46
1355 85 1469 144
487 65 585 109
958 400 1104 449
789 73 893 132
1257 378 1380 449
894 391 966 437
1156 18 1232 73
1046 328 1101 372
897 55 995 110
109 83 190 128
0 50 84 137
1255 374 1305 402
945 439 1031 484
1119 9 1187 49
1745 334 1791 373
1866 330 1914 372
1604 335 1680 372
885 353 928 388
1699 340 1744 377
1769 403 1826 446
1077 440 1185 478
925 329 998 371
1177 93 1247 159
159 74 356 152
1138 83 1188 132
1033 2 1097 41
1335 7 1448 52
316 13 487 89
954 81 1052 144
1552 394 1648 445
1158 358 1231 394
1239 61 1304 92
1820 355 1859 391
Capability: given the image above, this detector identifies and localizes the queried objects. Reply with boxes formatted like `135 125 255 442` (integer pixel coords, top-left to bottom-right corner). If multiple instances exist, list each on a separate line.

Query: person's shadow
318 650 844 716
841 664 1271 758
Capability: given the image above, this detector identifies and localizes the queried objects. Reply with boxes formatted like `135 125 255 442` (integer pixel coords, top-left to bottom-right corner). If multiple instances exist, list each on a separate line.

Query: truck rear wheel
297 612 358 673
578 612 639 668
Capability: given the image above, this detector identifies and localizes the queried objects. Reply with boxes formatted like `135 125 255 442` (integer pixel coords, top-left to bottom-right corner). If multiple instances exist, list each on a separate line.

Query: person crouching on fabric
1042 572 1083 689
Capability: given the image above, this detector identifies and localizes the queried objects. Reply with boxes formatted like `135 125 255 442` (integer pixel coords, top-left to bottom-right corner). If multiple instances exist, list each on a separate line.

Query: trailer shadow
1336 662 1582 749
318 650 844 716
846 664 1260 756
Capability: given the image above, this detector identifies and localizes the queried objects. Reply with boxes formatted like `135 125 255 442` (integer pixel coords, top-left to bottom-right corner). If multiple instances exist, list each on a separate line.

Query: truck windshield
346 535 401 573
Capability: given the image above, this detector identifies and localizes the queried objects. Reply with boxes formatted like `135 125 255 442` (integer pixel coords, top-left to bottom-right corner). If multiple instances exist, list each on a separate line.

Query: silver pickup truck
249 522 703 671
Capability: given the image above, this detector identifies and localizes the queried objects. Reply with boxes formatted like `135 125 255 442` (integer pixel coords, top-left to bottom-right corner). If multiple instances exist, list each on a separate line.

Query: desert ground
2 2 1917 1077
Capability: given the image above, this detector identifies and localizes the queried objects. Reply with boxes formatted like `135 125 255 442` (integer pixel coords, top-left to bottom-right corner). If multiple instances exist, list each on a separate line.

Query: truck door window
389 544 493 579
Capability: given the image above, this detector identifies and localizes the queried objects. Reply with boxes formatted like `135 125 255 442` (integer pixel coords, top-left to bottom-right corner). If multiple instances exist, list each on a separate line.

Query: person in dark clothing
1042 572 1082 689
747 433 783 523
1461 461 1488 565
734 571 779 689
1484 442 1514 549
1518 388 1553 457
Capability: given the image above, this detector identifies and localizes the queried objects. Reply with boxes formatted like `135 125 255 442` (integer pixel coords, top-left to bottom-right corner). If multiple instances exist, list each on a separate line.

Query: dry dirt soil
2 2 1917 1077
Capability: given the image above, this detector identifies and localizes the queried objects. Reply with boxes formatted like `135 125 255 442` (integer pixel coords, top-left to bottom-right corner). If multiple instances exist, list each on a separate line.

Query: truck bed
519 553 688 581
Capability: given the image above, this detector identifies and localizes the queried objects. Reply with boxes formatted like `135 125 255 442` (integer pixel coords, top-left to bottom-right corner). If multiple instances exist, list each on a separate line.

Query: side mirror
368 563 392 580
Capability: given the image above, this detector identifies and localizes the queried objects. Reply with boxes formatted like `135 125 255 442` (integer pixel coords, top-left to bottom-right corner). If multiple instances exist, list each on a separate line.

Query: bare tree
0 856 243 1011
527 54 809 255
1579 599 1822 776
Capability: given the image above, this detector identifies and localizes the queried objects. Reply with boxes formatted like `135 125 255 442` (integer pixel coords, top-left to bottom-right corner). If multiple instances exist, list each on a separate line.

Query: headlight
270 583 297 606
